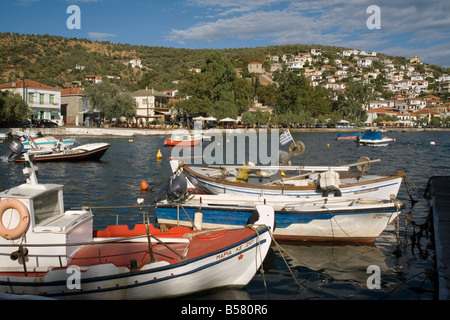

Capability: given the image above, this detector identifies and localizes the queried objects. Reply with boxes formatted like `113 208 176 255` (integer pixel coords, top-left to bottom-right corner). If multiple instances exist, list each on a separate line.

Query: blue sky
1 0 449 67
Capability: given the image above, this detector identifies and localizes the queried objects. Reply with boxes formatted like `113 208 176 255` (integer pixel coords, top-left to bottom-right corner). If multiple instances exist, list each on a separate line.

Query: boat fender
0 199 30 240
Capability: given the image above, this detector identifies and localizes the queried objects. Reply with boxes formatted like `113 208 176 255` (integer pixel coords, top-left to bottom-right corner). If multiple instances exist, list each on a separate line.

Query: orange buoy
141 180 149 190
156 149 162 160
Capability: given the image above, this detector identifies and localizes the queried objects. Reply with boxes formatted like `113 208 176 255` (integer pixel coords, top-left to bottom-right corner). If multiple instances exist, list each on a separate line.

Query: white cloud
168 0 450 66
87 32 117 41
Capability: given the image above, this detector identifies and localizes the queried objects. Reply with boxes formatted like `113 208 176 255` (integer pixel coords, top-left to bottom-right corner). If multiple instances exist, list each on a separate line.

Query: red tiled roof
0 79 60 91
61 88 84 95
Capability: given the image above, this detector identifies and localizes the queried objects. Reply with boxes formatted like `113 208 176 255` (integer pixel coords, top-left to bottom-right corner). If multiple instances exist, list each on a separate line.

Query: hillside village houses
0 79 63 125
2 47 449 128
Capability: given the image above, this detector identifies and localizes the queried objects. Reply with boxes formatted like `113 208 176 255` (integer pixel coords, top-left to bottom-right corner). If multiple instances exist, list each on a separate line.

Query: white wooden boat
173 159 403 200
156 189 403 242
0 154 274 300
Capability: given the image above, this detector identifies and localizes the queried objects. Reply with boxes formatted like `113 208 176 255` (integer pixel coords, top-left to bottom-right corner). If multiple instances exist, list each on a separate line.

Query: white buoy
430 141 436 146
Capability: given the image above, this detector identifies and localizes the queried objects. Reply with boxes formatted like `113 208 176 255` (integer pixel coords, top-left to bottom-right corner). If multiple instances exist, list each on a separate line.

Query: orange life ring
0 199 30 240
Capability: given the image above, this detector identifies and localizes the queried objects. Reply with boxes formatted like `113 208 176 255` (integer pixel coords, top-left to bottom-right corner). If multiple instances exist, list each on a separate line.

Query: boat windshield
33 190 62 225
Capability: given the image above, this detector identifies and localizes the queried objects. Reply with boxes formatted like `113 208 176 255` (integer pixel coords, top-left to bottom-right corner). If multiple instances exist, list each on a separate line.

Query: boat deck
70 227 258 270
427 176 450 300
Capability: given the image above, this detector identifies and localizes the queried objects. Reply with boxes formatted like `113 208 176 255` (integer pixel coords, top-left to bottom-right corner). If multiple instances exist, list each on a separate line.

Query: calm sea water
1 130 449 300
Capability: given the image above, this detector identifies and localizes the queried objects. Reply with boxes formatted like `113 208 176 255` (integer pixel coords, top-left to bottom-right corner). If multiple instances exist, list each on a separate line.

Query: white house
357 59 373 68
311 48 322 56
126 59 143 69
131 88 172 125
0 79 62 125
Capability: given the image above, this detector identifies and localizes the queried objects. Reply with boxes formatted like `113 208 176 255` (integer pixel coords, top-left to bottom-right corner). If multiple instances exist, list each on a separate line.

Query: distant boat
2 139 110 163
164 131 202 147
337 132 362 140
17 142 111 162
20 135 75 151
356 131 393 147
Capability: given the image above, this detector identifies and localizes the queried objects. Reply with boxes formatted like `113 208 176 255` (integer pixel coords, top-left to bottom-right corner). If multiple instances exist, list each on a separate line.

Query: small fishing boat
356 131 394 147
337 132 362 140
164 130 202 147
173 158 403 200
20 135 75 151
155 174 403 242
2 139 110 162
0 153 274 300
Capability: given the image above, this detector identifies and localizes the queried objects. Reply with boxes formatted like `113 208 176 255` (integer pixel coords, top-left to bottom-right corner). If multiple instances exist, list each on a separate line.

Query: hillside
0 32 407 91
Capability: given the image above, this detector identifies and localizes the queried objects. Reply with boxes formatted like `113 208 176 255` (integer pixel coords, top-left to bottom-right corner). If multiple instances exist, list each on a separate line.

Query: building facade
0 79 62 125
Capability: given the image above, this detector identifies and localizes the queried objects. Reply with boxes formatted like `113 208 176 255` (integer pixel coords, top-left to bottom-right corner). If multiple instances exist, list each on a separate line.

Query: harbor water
1 130 449 300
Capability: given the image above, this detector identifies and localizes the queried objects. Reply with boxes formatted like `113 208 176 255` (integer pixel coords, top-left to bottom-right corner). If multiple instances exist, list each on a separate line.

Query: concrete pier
427 176 450 300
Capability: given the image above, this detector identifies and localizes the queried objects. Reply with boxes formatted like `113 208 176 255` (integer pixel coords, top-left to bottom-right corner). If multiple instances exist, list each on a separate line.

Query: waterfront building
0 79 62 125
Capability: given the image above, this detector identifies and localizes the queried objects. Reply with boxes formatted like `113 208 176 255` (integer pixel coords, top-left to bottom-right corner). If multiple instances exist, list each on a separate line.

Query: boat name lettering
216 239 255 260
373 212 391 219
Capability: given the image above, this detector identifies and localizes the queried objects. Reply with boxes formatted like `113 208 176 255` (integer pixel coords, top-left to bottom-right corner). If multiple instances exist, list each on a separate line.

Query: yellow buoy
156 149 162 160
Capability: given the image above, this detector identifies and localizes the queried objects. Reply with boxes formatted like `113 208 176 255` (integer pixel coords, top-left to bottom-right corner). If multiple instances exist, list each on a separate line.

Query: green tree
109 92 137 121
176 51 251 118
0 91 29 127
276 71 331 117
84 81 136 122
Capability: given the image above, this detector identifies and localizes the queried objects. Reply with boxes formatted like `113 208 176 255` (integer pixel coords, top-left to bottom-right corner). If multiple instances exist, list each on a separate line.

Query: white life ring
0 199 30 240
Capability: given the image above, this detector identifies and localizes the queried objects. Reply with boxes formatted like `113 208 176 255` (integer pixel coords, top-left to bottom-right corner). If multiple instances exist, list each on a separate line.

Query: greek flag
279 130 294 146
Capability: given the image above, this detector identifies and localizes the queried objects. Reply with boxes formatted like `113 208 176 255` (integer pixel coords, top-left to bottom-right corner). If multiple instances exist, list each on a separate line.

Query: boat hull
0 227 271 300
16 143 110 162
164 138 201 147
156 200 401 242
357 139 393 147
183 165 402 199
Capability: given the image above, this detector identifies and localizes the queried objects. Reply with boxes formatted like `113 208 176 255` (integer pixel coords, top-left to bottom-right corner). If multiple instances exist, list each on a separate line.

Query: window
49 94 54 104
40 94 45 105
28 93 34 103
33 190 62 225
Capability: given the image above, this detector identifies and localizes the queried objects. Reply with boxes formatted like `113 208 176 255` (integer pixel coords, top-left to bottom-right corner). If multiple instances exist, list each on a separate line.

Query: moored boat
337 132 362 140
176 160 403 200
164 130 202 147
155 174 403 242
356 131 394 147
20 135 75 151
2 138 110 162
0 153 274 300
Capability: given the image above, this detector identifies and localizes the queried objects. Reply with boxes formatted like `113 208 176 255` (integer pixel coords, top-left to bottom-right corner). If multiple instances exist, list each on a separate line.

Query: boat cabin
0 160 93 273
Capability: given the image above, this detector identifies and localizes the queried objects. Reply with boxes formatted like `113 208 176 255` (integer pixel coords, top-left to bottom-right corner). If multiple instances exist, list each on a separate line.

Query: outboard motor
166 173 188 202
2 139 24 162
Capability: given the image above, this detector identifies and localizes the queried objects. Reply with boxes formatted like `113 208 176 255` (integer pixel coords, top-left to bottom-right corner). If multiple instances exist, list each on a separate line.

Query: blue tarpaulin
361 131 382 140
